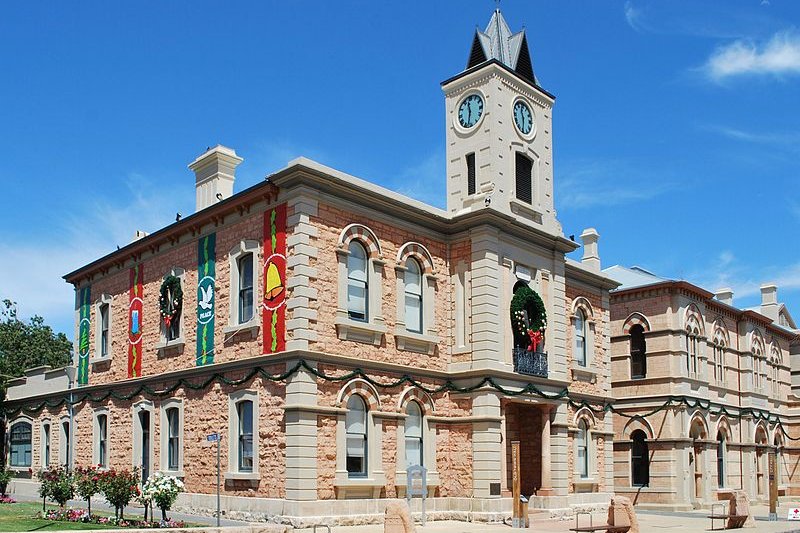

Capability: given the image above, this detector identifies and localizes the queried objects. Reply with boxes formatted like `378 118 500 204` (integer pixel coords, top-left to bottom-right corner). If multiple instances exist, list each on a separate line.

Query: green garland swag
510 285 547 345
6 358 797 440
159 275 183 328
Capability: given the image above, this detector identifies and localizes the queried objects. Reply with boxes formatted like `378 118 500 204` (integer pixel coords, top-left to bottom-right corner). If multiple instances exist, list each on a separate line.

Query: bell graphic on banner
265 262 284 301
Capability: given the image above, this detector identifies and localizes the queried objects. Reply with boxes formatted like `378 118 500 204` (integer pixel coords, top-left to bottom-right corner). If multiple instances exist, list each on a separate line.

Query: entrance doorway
504 402 545 496
689 417 708 507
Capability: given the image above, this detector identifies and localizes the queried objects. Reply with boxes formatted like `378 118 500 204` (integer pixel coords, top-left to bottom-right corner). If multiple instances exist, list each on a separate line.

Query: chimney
715 288 734 306
189 145 243 212
760 283 779 321
580 228 600 271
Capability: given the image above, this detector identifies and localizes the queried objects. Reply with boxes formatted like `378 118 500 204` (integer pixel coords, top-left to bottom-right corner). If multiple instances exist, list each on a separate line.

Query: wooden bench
569 511 631 533
707 503 748 530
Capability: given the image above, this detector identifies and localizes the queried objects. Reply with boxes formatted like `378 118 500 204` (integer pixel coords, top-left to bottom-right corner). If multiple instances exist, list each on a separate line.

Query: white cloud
702 30 800 81
624 1 647 33
0 174 192 336
703 124 800 147
386 151 446 209
557 159 674 210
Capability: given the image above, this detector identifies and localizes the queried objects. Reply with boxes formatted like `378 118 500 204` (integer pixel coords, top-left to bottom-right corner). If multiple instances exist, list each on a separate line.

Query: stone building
4 10 619 524
605 265 800 510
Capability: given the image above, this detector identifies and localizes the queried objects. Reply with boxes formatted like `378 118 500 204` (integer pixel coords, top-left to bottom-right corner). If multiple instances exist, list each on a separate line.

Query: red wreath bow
526 329 543 352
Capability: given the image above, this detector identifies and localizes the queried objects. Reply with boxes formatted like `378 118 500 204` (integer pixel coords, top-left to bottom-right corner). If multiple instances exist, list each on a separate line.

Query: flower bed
0 495 16 504
38 508 187 529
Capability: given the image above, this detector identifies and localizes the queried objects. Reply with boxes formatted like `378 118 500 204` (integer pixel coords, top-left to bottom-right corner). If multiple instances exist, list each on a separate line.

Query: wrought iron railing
512 346 548 378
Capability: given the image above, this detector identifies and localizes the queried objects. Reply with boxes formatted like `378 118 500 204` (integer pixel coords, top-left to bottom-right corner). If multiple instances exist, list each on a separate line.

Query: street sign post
769 452 778 521
406 465 427 525
207 433 221 527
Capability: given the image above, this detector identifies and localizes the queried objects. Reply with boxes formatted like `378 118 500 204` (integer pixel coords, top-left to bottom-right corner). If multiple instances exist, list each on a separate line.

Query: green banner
196 233 216 366
77 285 91 385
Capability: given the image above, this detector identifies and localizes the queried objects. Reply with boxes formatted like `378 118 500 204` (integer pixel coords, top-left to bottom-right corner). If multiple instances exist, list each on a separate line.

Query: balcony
513 346 548 378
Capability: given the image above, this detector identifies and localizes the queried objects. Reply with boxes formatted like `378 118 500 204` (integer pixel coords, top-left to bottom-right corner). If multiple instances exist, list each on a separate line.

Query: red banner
128 264 144 377
262 204 287 353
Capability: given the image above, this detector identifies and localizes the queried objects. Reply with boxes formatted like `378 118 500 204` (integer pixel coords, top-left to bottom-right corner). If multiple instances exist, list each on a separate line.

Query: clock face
458 94 483 128
513 100 534 135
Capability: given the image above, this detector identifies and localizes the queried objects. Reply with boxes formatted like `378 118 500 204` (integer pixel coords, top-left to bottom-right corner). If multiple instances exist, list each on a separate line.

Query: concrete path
309 504 800 533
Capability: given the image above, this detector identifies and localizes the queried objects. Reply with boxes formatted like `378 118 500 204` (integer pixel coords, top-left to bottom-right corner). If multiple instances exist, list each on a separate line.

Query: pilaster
285 195 319 350
284 360 319 500
469 227 503 369
471 391 503 497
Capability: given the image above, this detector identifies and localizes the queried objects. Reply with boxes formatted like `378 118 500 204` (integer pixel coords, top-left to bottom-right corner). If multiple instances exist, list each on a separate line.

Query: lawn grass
0 502 122 532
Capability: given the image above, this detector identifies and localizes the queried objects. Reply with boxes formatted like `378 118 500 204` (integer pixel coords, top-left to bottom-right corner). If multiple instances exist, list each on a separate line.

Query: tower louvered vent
467 33 487 69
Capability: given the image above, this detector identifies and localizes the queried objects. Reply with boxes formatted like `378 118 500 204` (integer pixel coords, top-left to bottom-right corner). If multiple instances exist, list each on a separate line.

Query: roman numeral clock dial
458 94 483 128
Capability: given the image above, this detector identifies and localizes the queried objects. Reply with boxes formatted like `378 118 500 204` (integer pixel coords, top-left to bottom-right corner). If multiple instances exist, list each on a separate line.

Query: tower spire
465 8 536 84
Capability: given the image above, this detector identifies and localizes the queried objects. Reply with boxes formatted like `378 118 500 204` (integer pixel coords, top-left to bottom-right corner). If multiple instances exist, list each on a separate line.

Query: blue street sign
207 433 219 442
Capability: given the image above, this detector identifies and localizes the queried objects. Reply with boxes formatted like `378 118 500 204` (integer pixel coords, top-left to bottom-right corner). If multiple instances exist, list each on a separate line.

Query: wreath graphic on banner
510 285 547 352
159 275 183 329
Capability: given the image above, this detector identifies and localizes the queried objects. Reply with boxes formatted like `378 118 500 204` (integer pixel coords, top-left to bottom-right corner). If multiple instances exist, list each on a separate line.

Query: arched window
237 400 254 472
752 342 763 391
630 324 647 379
347 241 369 322
717 431 727 488
631 429 649 487
405 401 423 468
9 421 32 467
577 420 589 478
404 258 423 333
346 395 368 477
713 330 726 384
685 321 700 376
574 309 587 367
166 407 180 470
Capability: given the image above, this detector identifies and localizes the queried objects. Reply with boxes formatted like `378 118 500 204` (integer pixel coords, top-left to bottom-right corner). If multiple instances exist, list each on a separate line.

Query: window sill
91 356 112 367
224 471 259 482
162 469 185 478
155 337 185 355
395 469 440 488
335 317 386 346
394 329 439 355
334 472 387 499
571 365 598 383
573 477 598 487
509 199 543 223
223 320 260 339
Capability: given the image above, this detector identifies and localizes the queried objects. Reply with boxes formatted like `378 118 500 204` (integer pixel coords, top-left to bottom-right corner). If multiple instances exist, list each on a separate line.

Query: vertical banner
262 203 287 353
76 286 91 385
128 264 144 378
196 233 216 366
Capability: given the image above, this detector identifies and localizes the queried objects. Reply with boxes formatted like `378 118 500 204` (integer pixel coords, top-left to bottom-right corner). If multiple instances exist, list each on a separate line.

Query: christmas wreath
159 275 183 329
510 285 547 352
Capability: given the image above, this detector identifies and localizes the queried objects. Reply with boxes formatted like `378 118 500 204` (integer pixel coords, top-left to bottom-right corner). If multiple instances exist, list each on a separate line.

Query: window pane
405 438 422 467
346 396 367 476
347 281 367 321
347 242 368 282
406 402 422 438
405 295 422 333
239 254 253 289
405 259 421 295
347 435 366 457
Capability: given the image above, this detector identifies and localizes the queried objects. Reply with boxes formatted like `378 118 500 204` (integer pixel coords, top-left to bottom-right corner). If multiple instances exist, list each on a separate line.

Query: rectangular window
43 424 51 466
97 414 108 468
167 408 180 470
10 422 32 467
466 153 476 195
238 400 254 472
99 303 110 357
238 254 254 323
61 421 70 465
515 152 533 204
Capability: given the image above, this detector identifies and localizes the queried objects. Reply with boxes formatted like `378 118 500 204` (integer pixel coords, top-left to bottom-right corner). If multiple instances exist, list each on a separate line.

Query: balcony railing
513 346 548 378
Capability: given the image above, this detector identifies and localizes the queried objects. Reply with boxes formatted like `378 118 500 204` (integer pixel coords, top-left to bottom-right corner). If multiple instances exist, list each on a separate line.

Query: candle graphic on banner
128 264 144 378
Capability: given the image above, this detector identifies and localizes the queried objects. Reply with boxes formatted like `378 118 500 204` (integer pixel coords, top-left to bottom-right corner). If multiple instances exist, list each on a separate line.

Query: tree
0 300 72 470
0 299 72 378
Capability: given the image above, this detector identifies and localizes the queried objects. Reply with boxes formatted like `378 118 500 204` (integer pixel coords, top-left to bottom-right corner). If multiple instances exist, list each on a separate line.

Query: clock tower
442 9 561 237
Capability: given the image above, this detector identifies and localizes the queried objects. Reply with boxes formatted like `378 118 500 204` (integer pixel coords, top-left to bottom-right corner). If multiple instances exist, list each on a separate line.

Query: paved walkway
318 505 800 533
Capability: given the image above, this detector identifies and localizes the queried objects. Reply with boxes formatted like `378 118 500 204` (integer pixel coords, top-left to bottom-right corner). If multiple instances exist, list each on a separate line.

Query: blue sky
1 1 799 338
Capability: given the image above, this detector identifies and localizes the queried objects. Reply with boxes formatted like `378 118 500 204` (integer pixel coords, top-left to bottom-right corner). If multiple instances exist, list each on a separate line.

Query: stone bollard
385 500 416 533
607 496 639 533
